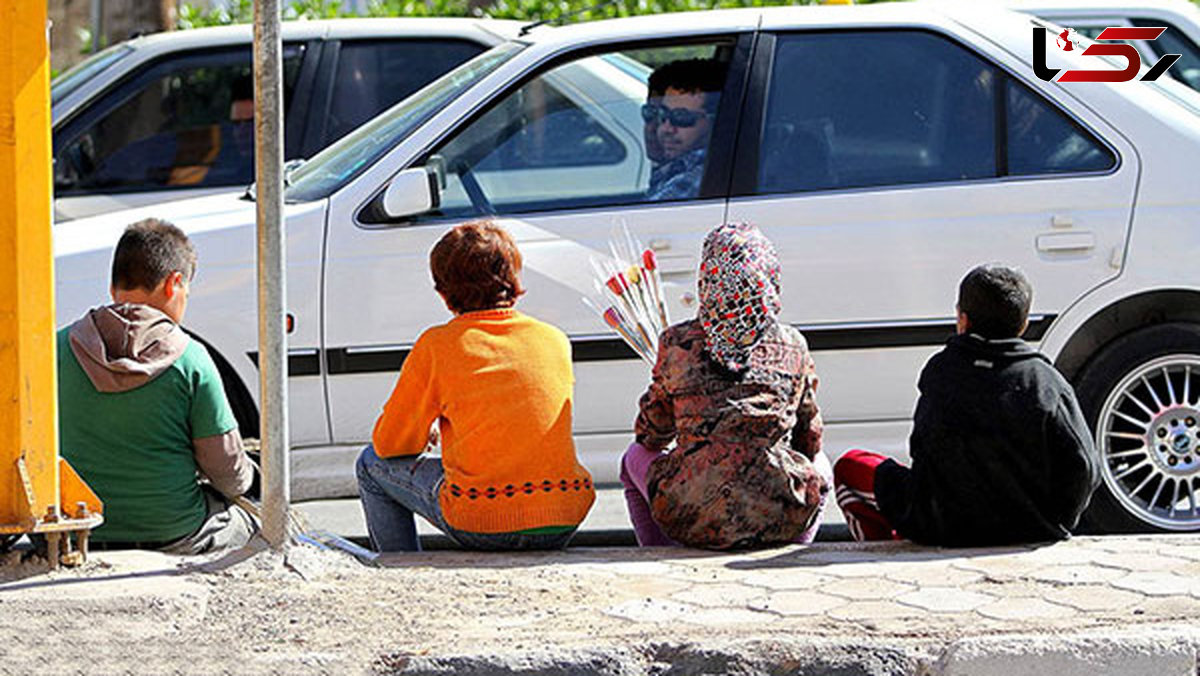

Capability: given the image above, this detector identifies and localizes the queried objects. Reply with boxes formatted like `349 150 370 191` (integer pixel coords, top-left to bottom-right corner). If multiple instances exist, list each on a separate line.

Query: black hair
957 264 1033 339
111 218 197 291
647 58 726 111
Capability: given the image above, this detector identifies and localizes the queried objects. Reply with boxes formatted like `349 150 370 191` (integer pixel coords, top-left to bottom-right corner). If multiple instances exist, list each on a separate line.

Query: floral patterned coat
636 319 826 549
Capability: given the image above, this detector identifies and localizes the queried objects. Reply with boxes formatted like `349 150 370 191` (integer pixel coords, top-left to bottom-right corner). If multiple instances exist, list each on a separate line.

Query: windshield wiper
242 158 307 202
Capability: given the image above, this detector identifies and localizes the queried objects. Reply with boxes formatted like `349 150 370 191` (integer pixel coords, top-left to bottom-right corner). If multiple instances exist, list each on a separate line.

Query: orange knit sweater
372 308 595 533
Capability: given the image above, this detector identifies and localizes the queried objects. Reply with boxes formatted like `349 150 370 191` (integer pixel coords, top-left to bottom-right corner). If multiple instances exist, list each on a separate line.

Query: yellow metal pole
0 1 58 532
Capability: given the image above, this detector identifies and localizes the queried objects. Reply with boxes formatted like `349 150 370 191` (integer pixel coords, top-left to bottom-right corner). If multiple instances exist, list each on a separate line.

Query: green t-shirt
57 328 237 543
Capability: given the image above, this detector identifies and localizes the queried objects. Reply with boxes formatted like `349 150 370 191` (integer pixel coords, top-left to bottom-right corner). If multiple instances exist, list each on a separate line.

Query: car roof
121 17 522 54
993 0 1200 15
516 3 956 49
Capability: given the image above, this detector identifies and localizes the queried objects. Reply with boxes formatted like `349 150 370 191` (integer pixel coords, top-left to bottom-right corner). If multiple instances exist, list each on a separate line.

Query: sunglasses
641 103 711 128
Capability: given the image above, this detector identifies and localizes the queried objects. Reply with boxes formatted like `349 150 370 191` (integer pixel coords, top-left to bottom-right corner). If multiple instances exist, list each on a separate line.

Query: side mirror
381 167 439 220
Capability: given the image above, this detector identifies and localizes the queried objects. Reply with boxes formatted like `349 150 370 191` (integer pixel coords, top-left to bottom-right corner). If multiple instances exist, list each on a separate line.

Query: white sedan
55 2 1200 535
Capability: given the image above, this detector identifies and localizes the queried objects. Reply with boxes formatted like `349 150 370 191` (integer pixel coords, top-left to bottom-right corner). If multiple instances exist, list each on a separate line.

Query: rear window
752 30 1115 196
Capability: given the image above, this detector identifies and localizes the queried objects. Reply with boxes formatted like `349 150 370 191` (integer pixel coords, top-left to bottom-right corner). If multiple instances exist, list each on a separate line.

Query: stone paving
2 534 1200 674
535 535 1200 636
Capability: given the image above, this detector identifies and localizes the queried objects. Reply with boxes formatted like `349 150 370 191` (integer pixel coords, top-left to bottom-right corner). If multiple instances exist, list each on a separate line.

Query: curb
937 627 1200 676
377 628 1200 676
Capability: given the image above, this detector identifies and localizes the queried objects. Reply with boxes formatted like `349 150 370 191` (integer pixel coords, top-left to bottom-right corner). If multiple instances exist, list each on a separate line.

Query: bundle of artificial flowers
583 223 670 364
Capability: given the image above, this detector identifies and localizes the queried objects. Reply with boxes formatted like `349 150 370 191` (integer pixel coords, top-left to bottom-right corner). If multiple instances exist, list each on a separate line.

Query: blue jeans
355 445 578 552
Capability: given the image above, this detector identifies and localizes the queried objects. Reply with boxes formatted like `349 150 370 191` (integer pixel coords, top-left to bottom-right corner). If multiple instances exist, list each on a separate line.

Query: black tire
1075 322 1200 534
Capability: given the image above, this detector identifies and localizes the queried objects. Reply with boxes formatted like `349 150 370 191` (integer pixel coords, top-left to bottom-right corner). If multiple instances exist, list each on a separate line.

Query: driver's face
657 88 711 161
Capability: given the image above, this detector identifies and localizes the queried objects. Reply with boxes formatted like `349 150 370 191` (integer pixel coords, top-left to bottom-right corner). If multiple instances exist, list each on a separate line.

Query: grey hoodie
68 304 254 499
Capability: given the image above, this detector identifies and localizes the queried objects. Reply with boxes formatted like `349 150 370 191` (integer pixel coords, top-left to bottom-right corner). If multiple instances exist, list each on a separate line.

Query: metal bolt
1188 417 1196 427
45 533 61 571
1169 456 1179 466
1159 428 1169 438
76 502 89 519
44 505 59 523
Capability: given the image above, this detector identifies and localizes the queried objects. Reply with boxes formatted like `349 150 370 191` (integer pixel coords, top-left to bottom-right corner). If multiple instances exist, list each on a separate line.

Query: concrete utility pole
253 0 290 549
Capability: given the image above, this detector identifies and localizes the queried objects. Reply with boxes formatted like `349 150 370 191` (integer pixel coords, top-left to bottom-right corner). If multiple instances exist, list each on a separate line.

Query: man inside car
644 59 725 201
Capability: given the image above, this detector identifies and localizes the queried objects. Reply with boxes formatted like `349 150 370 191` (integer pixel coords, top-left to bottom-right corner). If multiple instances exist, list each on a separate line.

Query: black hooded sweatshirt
874 333 1100 547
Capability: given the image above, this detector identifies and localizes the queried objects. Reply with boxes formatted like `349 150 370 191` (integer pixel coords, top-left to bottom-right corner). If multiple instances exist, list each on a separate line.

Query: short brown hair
958 264 1033 339
111 218 197 291
430 221 524 314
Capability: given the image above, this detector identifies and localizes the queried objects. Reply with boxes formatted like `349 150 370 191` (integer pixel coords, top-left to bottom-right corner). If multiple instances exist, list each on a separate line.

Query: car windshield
285 42 524 203
51 44 134 106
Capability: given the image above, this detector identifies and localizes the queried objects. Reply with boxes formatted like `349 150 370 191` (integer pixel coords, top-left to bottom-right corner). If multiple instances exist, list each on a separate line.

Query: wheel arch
1054 289 1200 384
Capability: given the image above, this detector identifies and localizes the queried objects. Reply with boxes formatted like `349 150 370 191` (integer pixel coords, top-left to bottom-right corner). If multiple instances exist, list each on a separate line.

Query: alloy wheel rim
1097 354 1200 530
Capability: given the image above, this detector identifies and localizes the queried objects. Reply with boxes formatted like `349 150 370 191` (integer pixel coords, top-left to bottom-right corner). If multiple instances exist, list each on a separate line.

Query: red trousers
833 449 900 542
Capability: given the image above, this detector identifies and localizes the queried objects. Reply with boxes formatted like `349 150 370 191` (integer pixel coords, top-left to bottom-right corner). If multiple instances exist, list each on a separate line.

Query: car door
322 35 753 479
726 27 1138 459
52 43 311 221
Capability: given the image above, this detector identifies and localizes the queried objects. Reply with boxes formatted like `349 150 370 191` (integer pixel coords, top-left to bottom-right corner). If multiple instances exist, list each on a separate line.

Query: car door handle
648 238 671 252
1037 232 1095 252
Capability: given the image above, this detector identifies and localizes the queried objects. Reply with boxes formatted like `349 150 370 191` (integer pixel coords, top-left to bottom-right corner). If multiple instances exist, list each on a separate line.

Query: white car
55 3 1200 535
50 18 519 221
1003 0 1200 91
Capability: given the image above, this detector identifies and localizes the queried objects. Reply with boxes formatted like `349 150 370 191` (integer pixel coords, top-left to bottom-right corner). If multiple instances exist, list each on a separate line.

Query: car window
756 31 998 195
1132 18 1200 92
415 40 733 220
54 46 303 194
324 39 485 146
753 30 1114 196
1006 79 1114 175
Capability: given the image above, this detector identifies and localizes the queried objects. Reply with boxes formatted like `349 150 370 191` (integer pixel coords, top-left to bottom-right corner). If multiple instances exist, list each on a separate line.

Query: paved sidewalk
2 535 1199 674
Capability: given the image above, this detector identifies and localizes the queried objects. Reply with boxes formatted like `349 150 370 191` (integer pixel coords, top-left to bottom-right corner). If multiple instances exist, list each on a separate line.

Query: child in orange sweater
356 221 595 552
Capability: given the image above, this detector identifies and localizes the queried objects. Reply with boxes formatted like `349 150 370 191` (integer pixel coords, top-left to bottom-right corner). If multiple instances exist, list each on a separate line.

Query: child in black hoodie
833 265 1100 546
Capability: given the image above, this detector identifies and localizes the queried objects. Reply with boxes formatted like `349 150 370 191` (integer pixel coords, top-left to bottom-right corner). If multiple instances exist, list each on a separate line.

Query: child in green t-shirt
59 218 258 553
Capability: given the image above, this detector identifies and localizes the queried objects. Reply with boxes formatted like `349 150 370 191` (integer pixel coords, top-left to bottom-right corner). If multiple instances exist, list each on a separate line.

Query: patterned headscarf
697 222 782 372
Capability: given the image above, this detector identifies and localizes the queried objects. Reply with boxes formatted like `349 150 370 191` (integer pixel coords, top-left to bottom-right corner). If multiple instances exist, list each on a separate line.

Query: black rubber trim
572 340 640 363
697 32 756 200
301 39 341 158
325 348 407 376
285 40 323 160
246 350 322 377
728 31 774 197
320 316 1057 374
